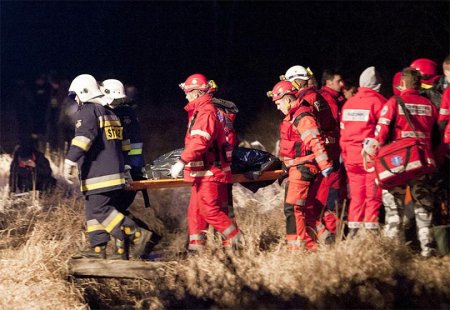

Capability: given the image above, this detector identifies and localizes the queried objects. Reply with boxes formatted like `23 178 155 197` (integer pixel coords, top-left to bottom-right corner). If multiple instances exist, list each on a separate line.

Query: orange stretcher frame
126 170 285 191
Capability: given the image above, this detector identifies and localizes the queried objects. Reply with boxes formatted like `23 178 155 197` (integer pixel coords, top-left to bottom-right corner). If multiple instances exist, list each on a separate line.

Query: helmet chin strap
90 95 110 106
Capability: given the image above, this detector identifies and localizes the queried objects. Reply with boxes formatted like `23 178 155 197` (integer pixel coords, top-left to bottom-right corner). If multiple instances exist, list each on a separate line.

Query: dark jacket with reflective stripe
66 102 125 195
112 104 145 170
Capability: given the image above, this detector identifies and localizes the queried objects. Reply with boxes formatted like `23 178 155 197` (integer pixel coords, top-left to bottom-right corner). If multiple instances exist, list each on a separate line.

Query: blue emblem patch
391 155 403 166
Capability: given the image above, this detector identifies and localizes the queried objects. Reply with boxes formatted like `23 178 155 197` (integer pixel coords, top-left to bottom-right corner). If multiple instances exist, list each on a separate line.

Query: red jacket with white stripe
441 87 450 143
180 94 232 183
375 89 437 149
279 101 331 172
339 87 387 165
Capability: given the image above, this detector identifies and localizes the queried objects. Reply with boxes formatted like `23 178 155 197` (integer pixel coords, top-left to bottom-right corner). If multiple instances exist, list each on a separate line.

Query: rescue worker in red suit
439 86 450 143
316 69 346 238
410 58 442 108
392 71 402 97
280 65 337 243
207 81 240 221
170 73 242 252
64 74 139 260
267 80 333 250
340 66 387 236
365 68 437 258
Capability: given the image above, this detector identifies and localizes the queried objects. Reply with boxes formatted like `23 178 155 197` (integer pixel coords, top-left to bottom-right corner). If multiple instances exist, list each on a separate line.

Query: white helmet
68 74 103 103
100 79 127 100
280 65 309 82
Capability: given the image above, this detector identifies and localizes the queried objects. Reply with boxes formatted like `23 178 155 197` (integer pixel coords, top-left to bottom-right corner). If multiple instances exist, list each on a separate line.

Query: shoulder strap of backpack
394 96 417 134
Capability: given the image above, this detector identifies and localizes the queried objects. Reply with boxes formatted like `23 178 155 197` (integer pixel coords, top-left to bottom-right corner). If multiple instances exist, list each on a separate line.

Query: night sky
1 1 449 123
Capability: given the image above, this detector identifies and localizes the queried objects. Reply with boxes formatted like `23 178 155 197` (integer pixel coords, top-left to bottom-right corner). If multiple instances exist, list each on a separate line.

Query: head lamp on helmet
179 73 212 93
267 81 297 101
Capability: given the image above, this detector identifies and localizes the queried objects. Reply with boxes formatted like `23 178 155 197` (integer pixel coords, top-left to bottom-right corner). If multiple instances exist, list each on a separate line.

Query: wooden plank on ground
126 169 285 191
68 258 177 279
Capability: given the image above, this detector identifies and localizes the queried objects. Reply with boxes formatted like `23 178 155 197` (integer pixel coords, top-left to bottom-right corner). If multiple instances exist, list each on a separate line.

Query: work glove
362 138 380 157
170 160 185 179
63 159 77 185
321 166 333 177
124 165 133 183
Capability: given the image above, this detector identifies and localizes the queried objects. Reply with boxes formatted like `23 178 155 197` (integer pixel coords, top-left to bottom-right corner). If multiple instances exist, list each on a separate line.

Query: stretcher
126 170 285 191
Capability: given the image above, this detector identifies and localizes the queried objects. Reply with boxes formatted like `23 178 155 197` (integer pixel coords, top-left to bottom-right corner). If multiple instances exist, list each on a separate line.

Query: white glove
362 138 380 157
124 165 132 183
321 166 333 177
63 159 77 185
170 160 185 179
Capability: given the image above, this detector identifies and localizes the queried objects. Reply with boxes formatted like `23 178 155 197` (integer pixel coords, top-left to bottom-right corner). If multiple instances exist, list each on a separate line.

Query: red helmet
392 71 402 96
179 73 211 93
266 81 297 101
410 58 438 84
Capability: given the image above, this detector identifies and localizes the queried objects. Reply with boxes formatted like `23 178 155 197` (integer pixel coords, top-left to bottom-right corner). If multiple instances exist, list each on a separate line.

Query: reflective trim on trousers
222 224 238 239
348 221 363 229
86 219 106 232
189 234 206 241
364 222 380 229
101 209 125 233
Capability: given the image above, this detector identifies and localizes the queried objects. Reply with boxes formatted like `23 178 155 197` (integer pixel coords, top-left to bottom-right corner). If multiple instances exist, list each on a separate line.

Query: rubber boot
72 244 106 259
109 238 129 260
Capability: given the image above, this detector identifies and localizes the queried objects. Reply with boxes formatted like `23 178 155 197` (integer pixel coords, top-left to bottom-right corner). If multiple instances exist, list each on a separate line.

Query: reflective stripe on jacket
66 102 125 195
181 94 231 183
279 101 331 171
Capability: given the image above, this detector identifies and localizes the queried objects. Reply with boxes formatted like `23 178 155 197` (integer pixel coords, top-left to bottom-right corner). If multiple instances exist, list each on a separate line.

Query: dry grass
1 109 450 310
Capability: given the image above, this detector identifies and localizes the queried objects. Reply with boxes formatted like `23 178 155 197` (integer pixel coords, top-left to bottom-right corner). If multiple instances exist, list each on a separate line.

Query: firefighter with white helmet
267 80 332 251
172 73 242 252
100 78 158 258
65 74 139 260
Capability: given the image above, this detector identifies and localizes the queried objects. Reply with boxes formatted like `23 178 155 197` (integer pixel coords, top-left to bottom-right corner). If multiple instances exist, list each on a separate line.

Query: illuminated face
275 97 291 115
443 63 450 82
185 90 197 102
328 75 344 92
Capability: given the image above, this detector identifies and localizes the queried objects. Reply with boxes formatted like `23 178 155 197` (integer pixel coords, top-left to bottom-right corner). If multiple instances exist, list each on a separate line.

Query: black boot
131 229 162 259
72 244 106 259
109 238 129 260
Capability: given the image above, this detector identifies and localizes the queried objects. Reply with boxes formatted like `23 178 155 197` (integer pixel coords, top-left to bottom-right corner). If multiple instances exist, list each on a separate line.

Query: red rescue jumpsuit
296 86 338 241
340 87 387 230
179 94 240 251
279 99 332 250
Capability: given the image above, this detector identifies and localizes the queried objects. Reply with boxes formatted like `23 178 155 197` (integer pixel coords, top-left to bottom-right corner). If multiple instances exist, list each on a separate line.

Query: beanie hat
359 66 381 92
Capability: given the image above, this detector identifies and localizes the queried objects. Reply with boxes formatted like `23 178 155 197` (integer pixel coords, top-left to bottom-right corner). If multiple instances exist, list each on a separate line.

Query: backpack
300 88 336 132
